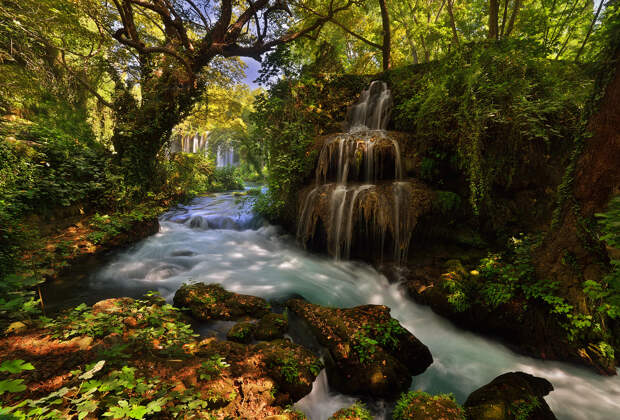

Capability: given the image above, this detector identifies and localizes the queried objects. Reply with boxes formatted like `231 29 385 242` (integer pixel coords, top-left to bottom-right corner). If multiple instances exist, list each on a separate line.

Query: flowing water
57 191 620 420
297 82 423 262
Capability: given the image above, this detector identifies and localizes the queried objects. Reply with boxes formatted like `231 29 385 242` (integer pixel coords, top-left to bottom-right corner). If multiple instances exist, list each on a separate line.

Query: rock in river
173 282 270 321
286 298 432 398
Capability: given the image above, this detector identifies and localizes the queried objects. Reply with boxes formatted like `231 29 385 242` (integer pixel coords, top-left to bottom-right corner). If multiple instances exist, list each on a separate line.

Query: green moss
328 401 373 420
226 322 256 343
393 391 466 420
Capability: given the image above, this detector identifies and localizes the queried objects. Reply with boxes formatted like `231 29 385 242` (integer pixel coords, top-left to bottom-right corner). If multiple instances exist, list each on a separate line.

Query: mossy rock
255 313 289 341
255 339 323 404
464 372 556 420
328 402 373 419
227 321 256 343
393 391 466 419
286 299 432 398
173 283 270 321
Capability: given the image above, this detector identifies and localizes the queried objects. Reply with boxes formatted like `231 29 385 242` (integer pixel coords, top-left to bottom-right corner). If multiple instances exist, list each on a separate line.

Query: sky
242 58 262 90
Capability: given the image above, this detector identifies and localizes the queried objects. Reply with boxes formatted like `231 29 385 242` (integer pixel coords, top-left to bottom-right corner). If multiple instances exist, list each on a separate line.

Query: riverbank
0 283 560 420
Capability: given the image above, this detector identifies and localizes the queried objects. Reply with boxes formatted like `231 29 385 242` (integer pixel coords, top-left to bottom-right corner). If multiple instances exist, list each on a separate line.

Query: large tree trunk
110 69 198 187
379 0 391 70
489 0 500 40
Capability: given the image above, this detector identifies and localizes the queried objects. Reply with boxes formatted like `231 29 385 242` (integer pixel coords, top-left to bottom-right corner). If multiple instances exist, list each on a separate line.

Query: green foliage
590 195 620 320
393 391 465 420
391 41 589 214
42 295 198 357
352 319 405 363
352 332 378 365
210 167 244 192
477 235 608 343
163 152 216 197
433 191 462 216
198 356 230 381
278 357 302 384
0 360 35 374
250 74 369 222
328 401 373 420
0 361 215 419
510 395 541 420
0 272 43 329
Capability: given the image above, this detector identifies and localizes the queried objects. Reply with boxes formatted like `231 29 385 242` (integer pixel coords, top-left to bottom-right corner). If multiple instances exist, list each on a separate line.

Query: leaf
0 379 27 395
0 360 35 374
129 405 148 419
79 360 106 380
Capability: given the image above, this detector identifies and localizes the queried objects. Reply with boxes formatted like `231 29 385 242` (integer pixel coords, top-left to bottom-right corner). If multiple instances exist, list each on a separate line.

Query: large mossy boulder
173 283 270 321
197 337 322 405
255 313 289 341
392 391 466 420
286 299 432 398
464 372 556 420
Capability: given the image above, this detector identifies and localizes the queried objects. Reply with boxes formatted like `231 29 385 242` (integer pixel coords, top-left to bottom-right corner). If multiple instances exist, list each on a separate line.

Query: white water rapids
69 191 618 419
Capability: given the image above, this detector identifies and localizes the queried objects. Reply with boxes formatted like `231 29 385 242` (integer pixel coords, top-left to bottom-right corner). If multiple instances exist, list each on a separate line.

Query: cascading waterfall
216 144 238 167
297 81 431 262
170 132 210 155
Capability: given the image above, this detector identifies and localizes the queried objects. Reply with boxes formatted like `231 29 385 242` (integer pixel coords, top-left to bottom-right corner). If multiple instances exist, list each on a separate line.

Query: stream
47 191 620 420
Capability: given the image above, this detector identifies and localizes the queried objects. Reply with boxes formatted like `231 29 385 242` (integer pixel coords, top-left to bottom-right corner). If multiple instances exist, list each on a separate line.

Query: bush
210 167 244 192
390 40 590 214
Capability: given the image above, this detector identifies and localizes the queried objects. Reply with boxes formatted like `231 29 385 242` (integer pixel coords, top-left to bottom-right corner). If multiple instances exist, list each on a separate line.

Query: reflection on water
63 191 620 419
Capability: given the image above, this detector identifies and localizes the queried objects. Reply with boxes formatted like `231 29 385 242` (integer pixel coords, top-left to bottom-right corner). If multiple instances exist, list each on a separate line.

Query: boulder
328 402 373 419
392 391 466 420
227 321 256 343
255 313 289 341
173 283 270 321
286 299 432 398
92 297 134 315
464 372 556 420
198 337 322 405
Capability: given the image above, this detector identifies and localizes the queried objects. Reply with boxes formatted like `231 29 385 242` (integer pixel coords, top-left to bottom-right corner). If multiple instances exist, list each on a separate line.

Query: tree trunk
110 69 198 187
446 0 460 46
505 0 521 37
489 0 500 40
379 0 391 70
575 0 606 62
500 0 509 38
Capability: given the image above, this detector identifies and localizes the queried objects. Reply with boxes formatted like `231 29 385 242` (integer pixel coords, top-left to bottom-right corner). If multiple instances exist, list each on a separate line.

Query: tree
489 0 500 39
378 0 391 70
69 0 355 186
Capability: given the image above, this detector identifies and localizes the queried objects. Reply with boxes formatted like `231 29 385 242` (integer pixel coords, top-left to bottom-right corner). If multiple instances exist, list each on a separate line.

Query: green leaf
0 360 35 374
0 379 27 395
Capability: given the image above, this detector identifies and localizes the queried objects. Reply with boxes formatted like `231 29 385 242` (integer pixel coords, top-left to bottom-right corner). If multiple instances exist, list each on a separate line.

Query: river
47 191 620 420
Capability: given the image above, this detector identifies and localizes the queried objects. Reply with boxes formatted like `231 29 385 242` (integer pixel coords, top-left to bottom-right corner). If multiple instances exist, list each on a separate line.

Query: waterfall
169 131 210 156
216 144 238 167
297 81 431 263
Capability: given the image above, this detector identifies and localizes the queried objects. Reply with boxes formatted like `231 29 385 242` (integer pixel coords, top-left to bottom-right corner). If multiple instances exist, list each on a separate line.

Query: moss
328 402 373 420
254 313 288 341
393 391 466 420
226 322 256 343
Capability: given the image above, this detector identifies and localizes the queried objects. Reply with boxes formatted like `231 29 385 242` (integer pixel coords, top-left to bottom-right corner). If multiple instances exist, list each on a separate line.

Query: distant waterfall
170 132 210 155
216 145 238 168
297 81 432 263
